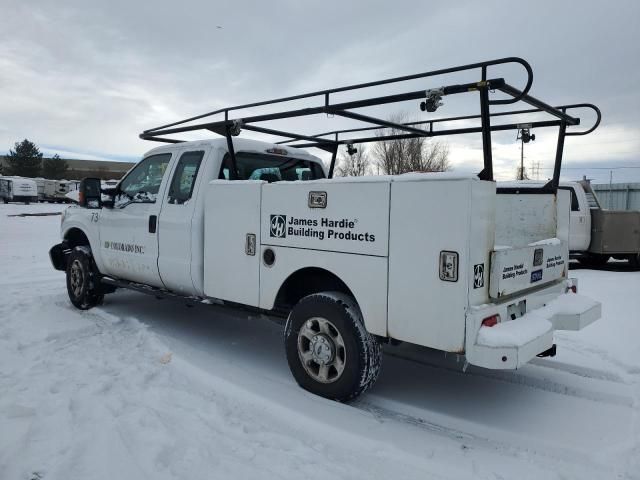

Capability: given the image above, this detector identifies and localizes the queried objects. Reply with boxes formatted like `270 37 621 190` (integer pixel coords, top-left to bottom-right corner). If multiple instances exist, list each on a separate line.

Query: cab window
168 151 203 204
218 152 325 182
119 153 171 203
559 186 580 211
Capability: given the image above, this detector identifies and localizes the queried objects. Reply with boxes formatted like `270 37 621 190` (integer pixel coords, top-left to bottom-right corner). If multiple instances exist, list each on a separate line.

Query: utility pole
519 136 524 180
516 127 535 180
609 170 613 209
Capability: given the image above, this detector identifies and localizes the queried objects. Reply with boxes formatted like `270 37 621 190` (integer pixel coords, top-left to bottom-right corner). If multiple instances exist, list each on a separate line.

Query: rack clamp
420 88 445 113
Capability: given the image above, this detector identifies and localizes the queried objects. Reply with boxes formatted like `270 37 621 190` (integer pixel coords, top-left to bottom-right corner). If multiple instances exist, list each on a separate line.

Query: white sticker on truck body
489 241 567 299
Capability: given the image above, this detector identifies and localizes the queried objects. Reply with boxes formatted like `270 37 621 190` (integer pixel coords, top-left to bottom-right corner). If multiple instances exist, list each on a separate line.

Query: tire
284 292 381 402
66 247 104 310
629 254 640 268
577 254 610 267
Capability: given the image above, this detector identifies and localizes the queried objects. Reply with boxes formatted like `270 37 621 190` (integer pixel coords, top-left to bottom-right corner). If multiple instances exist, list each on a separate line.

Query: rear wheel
284 292 381 402
66 247 104 310
629 254 640 268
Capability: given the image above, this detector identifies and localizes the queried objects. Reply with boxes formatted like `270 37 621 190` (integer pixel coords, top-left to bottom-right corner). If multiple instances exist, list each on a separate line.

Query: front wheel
66 247 104 310
284 292 381 402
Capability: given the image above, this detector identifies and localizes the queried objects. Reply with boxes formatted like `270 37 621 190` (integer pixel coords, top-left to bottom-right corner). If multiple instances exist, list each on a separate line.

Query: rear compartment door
489 241 567 299
204 180 262 306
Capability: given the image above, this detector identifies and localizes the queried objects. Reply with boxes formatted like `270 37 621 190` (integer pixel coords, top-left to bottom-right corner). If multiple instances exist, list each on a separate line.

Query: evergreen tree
42 154 69 179
5 139 42 177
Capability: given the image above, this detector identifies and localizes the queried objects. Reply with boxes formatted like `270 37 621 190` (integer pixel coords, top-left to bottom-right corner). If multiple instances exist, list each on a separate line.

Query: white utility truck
50 58 602 401
562 180 640 267
0 177 38 204
504 180 640 267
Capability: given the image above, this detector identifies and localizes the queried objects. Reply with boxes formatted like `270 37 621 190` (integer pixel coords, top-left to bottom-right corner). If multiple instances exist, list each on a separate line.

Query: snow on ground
1 202 639 480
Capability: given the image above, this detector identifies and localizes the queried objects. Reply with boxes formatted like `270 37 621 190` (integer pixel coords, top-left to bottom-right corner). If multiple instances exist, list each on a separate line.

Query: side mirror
79 177 102 209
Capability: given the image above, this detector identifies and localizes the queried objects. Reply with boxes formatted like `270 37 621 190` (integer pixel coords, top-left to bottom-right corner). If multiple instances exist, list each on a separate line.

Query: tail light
569 285 577 293
481 314 500 327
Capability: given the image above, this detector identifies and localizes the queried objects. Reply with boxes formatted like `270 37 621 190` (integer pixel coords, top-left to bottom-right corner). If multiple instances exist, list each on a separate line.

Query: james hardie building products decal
270 215 375 242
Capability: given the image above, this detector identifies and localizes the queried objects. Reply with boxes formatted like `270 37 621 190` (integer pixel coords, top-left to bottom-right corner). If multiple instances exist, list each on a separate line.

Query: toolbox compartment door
204 180 262 307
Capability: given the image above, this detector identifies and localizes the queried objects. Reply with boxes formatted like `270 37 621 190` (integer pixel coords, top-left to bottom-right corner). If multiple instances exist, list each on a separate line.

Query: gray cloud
1 0 639 181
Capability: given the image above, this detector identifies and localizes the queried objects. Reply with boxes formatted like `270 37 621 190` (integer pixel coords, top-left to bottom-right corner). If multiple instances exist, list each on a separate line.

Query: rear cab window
168 151 204 204
559 186 580 211
219 152 325 182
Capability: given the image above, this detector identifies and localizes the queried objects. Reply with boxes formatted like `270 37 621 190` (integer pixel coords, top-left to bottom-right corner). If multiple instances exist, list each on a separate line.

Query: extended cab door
99 153 173 287
157 148 208 295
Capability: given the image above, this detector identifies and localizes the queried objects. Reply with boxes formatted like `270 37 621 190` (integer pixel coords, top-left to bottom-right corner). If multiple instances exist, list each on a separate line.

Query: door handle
149 215 157 233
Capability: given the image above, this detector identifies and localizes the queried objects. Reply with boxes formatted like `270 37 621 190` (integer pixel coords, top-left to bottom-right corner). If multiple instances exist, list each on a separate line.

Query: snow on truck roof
301 171 477 184
498 180 579 189
210 171 479 187
145 138 322 163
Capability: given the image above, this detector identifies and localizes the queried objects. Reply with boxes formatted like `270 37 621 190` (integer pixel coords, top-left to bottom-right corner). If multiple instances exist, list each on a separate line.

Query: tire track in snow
352 398 620 479
382 349 634 408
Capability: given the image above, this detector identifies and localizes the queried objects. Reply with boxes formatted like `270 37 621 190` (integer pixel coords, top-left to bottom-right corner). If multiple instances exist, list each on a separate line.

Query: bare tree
372 113 450 175
335 144 371 177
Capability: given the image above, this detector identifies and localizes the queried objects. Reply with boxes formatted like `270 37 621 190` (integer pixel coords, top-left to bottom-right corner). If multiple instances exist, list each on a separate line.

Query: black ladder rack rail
140 57 601 190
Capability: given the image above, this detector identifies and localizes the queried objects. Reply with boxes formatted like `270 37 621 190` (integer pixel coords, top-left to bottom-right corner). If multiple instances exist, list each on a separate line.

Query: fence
592 183 640 210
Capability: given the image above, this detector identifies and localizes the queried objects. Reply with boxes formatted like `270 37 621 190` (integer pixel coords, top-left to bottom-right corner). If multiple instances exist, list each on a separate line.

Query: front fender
49 242 68 271
60 207 105 272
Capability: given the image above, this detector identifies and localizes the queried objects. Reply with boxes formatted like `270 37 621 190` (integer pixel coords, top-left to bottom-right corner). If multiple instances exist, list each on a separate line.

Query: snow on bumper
465 289 601 370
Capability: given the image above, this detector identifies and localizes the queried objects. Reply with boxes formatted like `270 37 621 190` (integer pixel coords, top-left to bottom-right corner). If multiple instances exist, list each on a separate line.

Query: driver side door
99 152 173 287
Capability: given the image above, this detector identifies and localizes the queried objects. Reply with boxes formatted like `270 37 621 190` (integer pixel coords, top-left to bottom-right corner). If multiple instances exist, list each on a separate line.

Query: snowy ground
1 202 639 480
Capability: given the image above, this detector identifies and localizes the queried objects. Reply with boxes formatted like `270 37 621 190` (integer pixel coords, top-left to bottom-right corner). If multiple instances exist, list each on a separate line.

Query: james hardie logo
473 263 484 288
270 215 287 238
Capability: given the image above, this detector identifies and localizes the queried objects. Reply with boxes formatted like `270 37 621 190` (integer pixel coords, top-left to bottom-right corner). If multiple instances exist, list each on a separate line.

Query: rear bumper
465 282 600 370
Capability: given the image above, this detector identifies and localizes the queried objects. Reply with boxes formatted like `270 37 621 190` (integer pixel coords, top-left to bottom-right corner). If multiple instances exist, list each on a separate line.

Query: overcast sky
1 0 639 182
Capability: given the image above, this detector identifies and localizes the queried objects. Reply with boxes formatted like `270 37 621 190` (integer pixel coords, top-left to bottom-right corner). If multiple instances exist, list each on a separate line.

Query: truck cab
61 139 326 294
559 182 592 251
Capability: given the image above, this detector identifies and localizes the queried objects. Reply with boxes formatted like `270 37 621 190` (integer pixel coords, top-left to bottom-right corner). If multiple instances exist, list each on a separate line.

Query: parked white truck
50 58 603 401
562 180 640 267
0 177 38 204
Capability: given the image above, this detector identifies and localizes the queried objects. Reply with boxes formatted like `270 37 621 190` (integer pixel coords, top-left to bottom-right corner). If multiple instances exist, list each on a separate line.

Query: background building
0 156 135 180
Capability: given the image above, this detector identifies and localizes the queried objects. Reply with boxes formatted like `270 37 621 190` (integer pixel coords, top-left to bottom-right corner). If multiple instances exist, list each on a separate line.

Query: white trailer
34 178 46 202
43 179 74 203
0 177 38 204
49 57 603 401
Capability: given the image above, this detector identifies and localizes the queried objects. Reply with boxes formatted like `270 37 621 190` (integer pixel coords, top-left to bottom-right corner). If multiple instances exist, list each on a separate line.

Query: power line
538 165 640 170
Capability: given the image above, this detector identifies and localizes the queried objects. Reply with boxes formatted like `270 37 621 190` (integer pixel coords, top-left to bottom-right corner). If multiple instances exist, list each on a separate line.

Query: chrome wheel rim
297 317 346 384
70 259 84 298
